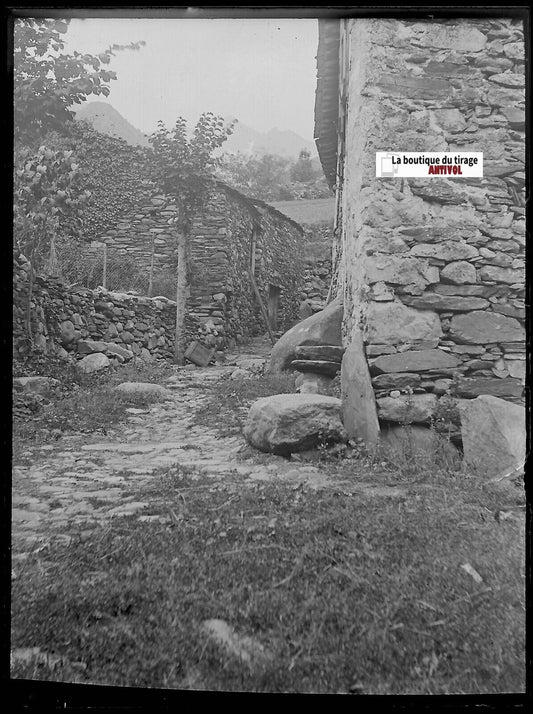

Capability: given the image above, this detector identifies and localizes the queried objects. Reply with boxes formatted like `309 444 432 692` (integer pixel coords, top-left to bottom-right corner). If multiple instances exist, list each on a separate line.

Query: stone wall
13 253 209 365
97 182 305 349
300 224 334 313
338 17 525 422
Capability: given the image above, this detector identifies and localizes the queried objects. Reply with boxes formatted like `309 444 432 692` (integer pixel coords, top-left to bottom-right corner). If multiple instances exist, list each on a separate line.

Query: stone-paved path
12 338 372 560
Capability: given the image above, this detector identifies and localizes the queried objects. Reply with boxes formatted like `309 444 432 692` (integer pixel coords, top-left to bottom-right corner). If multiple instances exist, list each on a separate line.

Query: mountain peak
74 102 150 147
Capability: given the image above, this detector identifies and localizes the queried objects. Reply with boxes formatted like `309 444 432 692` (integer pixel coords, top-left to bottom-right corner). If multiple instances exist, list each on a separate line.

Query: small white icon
380 153 399 177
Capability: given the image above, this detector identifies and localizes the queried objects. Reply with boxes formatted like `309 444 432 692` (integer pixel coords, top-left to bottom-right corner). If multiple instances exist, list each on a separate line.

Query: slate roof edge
313 18 341 190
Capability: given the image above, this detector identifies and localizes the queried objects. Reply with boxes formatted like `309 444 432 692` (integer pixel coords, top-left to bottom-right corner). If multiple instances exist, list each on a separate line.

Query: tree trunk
174 230 188 365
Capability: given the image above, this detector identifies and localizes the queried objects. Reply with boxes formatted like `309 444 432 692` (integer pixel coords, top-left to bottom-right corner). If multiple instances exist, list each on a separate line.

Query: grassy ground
12 356 176 452
11 367 526 694
11 465 525 694
269 198 335 225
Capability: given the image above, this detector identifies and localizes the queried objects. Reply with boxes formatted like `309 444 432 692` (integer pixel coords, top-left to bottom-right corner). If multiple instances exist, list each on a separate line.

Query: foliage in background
216 149 332 201
14 17 144 145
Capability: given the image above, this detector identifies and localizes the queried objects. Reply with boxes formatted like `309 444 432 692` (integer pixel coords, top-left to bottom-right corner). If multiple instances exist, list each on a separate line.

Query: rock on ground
12 376 60 396
244 393 347 455
458 395 526 478
114 382 173 400
268 297 343 374
295 372 333 395
376 393 438 424
202 619 271 667
380 425 461 468
78 353 111 373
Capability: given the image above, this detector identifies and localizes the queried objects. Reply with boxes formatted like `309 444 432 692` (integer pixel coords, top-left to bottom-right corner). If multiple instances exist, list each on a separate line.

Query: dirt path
12 338 367 557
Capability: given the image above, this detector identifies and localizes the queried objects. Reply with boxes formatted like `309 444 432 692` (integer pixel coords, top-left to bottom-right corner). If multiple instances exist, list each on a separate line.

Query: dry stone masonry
320 17 525 434
97 181 306 350
13 253 207 366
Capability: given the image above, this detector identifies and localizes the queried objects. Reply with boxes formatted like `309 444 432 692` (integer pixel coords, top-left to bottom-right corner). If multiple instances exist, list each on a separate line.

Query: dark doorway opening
268 284 281 331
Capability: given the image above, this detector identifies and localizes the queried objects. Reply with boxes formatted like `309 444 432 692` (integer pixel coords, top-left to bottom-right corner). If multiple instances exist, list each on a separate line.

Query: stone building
96 180 306 350
314 16 526 444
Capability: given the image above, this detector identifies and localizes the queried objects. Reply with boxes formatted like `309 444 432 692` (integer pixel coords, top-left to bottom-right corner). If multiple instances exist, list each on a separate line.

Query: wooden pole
248 267 276 346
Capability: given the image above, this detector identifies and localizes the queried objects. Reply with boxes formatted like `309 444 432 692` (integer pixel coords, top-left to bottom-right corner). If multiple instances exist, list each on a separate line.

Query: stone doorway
267 284 281 331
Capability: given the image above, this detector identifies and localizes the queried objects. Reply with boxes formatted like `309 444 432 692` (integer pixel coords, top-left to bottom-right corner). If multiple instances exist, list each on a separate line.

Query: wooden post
248 268 276 346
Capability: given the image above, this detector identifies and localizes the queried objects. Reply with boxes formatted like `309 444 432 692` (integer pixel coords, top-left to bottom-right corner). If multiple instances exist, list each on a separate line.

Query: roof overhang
314 19 340 190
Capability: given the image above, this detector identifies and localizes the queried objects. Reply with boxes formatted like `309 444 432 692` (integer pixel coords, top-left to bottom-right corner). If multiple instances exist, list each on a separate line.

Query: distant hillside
74 102 150 147
73 102 316 159
222 118 317 159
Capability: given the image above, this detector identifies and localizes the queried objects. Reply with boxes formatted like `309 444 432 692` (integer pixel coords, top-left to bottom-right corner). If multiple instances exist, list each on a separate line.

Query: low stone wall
299 224 334 313
13 254 209 365
301 258 332 313
96 182 306 350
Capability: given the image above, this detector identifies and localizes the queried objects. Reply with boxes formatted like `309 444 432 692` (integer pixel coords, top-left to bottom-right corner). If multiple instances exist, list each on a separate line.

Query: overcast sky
63 17 319 140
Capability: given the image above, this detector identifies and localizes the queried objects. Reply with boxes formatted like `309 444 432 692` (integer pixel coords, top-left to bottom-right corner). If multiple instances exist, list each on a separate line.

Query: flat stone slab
402 293 490 312
449 311 525 344
371 372 422 391
455 376 523 400
268 297 343 373
294 345 345 362
370 349 460 375
290 359 341 376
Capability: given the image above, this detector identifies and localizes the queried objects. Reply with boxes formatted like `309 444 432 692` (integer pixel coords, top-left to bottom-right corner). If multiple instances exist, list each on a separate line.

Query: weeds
11 468 525 694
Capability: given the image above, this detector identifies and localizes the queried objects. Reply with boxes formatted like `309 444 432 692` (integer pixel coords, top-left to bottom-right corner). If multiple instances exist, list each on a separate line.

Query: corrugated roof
314 19 340 189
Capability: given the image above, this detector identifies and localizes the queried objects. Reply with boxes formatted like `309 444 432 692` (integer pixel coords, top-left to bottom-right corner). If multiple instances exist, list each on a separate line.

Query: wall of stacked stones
97 185 305 350
13 253 207 365
340 17 525 421
300 224 334 312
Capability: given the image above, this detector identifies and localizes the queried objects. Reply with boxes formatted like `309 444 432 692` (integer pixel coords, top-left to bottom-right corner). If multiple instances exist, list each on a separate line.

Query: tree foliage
290 148 315 183
148 114 235 230
14 143 91 269
217 149 331 201
14 17 145 144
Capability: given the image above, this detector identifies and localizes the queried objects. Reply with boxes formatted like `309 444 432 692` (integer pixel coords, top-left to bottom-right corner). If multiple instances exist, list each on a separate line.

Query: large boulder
78 353 111 373
268 297 343 374
244 393 347 455
458 395 526 478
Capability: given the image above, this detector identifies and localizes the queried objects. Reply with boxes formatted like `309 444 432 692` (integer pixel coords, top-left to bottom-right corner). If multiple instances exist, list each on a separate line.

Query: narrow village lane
12 338 371 560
